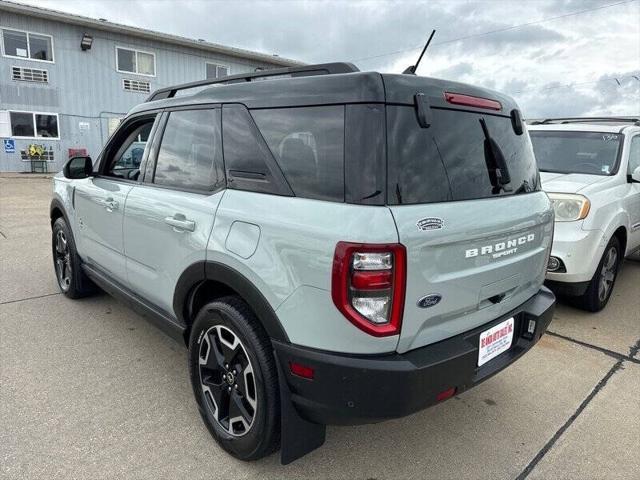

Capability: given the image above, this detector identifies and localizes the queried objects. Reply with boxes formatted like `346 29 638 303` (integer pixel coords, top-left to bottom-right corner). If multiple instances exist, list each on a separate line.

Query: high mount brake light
444 92 502 111
331 242 406 337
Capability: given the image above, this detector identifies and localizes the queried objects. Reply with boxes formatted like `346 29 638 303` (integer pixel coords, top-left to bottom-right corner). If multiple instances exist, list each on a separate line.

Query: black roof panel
129 62 519 115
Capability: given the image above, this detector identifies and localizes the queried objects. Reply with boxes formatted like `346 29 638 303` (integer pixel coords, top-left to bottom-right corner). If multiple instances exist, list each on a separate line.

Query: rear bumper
274 287 555 425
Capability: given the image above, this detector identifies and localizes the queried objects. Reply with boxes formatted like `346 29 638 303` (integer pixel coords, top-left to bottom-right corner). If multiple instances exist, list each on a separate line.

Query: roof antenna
403 30 436 75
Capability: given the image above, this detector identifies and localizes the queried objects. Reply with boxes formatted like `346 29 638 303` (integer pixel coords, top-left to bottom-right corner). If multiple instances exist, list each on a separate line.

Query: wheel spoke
57 233 67 254
218 336 241 366
202 381 230 421
229 391 253 424
56 258 64 277
202 333 226 372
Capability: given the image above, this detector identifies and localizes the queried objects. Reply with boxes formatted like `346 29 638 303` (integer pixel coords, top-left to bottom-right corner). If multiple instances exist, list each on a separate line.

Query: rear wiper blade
479 118 511 193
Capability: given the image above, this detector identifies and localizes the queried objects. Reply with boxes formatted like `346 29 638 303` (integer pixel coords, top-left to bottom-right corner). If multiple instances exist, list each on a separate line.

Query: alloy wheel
198 325 258 437
598 246 618 303
54 230 72 291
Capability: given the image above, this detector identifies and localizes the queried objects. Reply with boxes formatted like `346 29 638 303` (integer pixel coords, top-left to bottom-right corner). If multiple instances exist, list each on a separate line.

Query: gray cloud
21 0 640 117
432 62 474 80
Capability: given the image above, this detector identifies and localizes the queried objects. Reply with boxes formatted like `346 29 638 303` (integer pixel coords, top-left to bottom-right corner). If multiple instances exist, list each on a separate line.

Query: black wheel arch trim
173 260 290 344
50 197 78 256
50 198 72 228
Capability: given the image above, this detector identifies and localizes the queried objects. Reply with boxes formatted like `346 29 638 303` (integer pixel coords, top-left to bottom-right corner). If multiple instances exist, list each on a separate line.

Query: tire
574 236 621 312
51 217 95 299
188 296 280 460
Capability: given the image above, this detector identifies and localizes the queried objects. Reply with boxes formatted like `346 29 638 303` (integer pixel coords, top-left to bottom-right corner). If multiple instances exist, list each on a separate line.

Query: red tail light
444 92 502 111
331 242 406 337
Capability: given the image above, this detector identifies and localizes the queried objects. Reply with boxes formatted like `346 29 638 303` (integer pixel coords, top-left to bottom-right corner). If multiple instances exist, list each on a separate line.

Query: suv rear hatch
382 75 554 353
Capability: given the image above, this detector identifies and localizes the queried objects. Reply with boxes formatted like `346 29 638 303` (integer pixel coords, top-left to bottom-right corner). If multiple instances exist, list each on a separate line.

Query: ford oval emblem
417 294 442 308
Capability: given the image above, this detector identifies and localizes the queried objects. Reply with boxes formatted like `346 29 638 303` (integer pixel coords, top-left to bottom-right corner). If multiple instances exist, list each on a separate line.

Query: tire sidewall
188 301 275 460
590 236 621 310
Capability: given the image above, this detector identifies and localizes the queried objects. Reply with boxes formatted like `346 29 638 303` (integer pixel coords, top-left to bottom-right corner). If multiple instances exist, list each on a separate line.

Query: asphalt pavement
1 175 639 480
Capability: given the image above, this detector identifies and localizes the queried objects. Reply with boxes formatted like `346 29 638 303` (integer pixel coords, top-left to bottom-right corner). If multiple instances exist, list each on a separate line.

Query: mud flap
275 355 326 465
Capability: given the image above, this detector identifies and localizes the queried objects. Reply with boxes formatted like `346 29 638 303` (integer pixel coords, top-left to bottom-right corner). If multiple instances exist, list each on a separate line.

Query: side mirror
63 156 93 179
631 166 640 183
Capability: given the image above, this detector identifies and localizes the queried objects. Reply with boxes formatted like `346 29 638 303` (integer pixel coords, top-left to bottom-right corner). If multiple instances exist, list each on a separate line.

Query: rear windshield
530 131 622 176
387 107 540 205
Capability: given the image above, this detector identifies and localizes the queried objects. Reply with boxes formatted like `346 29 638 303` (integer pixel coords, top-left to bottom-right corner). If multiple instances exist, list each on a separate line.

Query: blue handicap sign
3 139 15 153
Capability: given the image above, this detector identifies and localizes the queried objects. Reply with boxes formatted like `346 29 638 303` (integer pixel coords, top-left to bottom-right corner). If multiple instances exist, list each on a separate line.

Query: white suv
528 118 640 311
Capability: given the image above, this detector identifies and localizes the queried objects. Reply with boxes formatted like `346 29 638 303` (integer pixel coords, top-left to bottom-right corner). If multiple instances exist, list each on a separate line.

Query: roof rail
146 62 360 102
528 117 640 126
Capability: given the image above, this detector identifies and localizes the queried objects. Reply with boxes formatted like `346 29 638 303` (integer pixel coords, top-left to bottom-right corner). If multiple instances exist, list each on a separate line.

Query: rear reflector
444 92 502 111
436 387 457 402
351 270 393 289
289 361 314 379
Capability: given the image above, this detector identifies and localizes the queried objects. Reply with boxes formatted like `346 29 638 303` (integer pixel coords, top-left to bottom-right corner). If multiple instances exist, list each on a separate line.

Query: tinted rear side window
153 109 224 191
251 106 345 201
222 104 293 196
387 107 539 204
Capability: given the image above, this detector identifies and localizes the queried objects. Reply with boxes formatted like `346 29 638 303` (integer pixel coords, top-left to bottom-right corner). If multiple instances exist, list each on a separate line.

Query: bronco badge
417 217 444 231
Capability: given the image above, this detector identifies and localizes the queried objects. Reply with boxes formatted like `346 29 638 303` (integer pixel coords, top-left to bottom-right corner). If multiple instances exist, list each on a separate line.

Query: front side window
9 111 58 138
251 106 345 201
104 118 156 180
2 29 53 61
206 63 229 79
116 47 155 76
629 136 640 174
153 109 224 191
530 131 622 176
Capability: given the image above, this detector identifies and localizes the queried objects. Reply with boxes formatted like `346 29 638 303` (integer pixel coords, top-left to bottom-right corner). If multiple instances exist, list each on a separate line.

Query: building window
123 78 151 93
12 66 48 83
116 47 155 76
9 111 59 139
1 29 54 62
206 62 229 79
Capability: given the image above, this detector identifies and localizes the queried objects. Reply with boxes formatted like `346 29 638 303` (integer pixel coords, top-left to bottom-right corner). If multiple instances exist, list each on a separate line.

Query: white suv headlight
548 193 591 222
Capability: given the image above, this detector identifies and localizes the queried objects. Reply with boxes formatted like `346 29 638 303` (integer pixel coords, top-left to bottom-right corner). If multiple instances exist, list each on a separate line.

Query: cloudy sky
23 0 640 117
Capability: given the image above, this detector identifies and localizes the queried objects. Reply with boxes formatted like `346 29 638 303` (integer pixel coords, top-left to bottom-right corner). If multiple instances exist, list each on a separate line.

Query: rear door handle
164 214 196 232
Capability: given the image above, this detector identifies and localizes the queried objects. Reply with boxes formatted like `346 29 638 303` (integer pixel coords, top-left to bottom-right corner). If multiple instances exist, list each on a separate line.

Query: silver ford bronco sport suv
50 63 555 463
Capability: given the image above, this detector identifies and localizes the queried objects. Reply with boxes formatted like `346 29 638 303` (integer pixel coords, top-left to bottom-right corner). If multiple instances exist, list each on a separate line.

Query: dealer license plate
478 317 514 367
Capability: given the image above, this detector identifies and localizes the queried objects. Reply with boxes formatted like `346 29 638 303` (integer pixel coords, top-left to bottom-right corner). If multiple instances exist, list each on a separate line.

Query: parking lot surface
1 175 639 480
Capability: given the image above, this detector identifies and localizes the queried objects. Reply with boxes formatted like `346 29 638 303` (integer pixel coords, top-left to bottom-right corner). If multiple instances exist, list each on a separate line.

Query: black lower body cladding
274 287 555 426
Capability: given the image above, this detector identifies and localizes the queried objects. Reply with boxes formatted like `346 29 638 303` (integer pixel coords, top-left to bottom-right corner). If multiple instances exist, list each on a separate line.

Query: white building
0 0 299 172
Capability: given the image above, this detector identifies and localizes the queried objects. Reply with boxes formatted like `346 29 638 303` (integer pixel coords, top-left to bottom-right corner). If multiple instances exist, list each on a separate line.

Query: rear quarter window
222 104 293 196
251 106 345 202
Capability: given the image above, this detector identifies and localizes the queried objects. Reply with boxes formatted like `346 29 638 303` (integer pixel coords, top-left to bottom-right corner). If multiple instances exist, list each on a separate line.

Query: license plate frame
478 317 515 367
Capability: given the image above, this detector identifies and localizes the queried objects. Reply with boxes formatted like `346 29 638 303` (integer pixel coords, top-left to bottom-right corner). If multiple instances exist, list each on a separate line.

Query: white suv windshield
530 131 622 176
